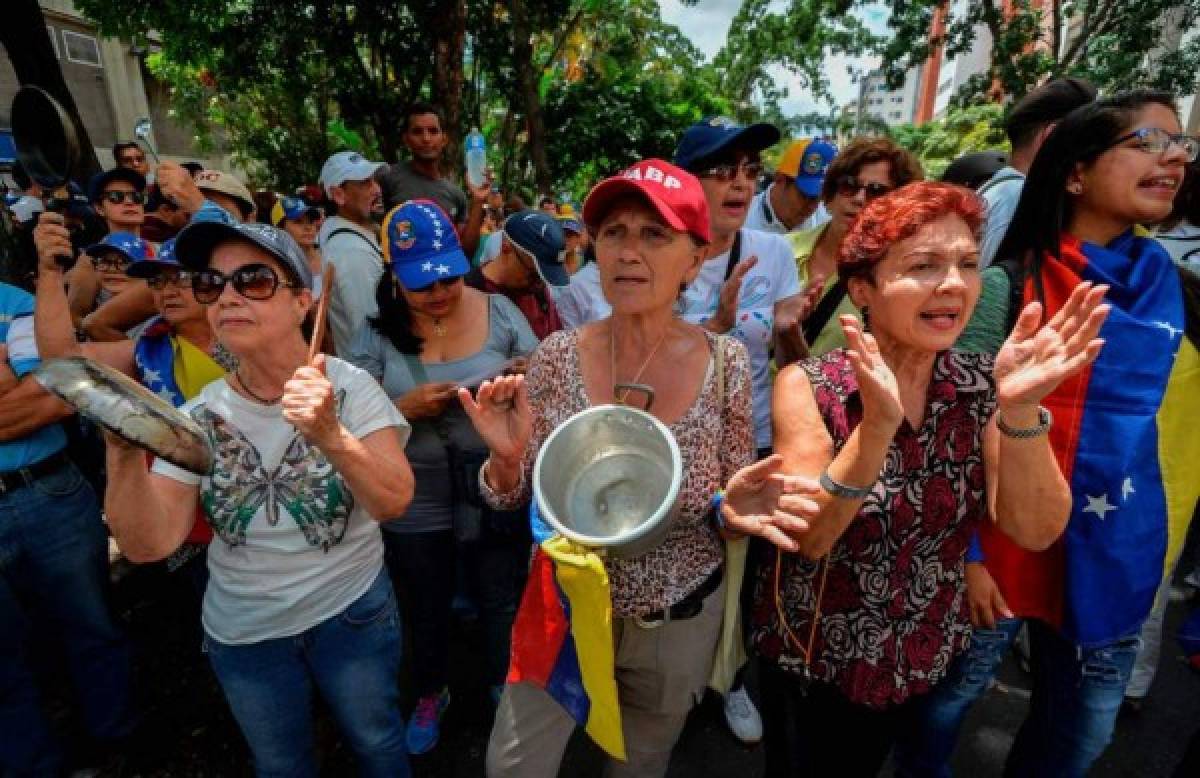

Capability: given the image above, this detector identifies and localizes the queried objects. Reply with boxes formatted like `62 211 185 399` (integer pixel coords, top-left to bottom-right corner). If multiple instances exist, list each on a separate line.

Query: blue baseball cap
778 139 838 198
87 167 146 203
270 196 324 226
504 210 568 288
382 200 470 290
175 221 314 290
85 232 153 265
127 238 182 278
673 116 781 172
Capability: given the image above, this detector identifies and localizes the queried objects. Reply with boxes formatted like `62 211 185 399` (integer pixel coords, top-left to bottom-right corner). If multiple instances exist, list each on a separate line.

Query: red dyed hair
838 181 985 281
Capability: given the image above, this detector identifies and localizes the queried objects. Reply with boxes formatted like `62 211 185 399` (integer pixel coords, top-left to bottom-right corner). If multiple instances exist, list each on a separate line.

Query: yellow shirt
787 225 861 357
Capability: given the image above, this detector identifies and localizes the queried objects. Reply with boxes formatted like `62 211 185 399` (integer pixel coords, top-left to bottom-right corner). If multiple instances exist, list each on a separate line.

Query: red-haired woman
749 181 1109 775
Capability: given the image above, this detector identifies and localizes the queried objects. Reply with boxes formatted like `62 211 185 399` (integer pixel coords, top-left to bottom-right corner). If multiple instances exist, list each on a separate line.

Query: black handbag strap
723 230 743 282
802 277 848 346
325 227 384 261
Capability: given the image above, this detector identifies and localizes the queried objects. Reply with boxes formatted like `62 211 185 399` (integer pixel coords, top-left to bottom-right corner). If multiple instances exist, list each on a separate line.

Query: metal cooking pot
533 388 682 559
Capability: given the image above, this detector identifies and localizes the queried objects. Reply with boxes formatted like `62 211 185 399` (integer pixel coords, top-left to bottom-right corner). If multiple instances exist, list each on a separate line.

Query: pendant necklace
234 370 282 404
610 322 669 404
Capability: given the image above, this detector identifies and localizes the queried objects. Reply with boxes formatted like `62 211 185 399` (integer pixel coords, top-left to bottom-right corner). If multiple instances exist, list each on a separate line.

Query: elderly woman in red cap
461 159 821 777
750 181 1110 776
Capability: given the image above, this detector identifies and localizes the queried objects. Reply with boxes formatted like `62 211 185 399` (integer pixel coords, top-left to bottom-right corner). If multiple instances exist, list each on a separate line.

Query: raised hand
31 211 75 274
282 354 341 447
722 455 822 552
155 161 205 214
841 315 903 433
458 374 531 466
709 255 757 332
994 282 1108 409
774 275 827 365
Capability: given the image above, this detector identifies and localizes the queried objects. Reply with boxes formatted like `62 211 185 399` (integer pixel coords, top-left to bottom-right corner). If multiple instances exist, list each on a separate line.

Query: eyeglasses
91 255 130 272
836 175 893 200
1107 127 1199 162
407 277 460 294
146 270 197 290
697 159 764 182
191 263 300 304
101 190 146 206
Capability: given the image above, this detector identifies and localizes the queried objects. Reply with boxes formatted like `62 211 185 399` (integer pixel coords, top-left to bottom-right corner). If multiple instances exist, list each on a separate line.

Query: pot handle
614 382 655 412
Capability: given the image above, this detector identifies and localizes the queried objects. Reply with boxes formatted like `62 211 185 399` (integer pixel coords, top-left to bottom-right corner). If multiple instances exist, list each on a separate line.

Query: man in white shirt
744 138 835 235
317 151 387 355
977 77 1097 266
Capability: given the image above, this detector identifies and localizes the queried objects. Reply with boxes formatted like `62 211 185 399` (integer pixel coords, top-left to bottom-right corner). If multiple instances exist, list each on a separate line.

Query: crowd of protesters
1 78 1199 778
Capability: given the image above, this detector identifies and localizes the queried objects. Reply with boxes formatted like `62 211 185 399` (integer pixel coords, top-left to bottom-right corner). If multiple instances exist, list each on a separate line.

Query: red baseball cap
582 159 711 245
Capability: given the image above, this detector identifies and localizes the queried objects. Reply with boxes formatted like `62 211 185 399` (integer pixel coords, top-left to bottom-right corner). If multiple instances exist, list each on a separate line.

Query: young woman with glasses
89 220 417 778
785 138 924 358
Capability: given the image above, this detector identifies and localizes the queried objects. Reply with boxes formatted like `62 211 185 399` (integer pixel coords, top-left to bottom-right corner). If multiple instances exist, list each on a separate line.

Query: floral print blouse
481 328 755 617
752 348 997 708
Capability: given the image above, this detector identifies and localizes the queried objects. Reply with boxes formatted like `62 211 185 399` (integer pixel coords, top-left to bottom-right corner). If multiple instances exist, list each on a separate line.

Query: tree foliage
876 0 1200 105
890 103 1008 179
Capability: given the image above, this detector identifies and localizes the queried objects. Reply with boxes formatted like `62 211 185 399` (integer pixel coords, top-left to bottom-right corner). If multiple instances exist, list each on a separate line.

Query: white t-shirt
153 357 410 645
679 229 801 448
744 185 829 235
318 216 385 355
1156 221 1200 269
554 261 611 329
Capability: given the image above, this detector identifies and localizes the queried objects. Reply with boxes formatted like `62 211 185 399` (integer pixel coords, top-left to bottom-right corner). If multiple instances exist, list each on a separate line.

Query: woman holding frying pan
94 219 416 778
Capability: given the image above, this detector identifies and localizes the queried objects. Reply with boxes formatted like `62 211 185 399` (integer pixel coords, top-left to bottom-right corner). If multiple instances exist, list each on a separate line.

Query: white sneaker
723 685 762 744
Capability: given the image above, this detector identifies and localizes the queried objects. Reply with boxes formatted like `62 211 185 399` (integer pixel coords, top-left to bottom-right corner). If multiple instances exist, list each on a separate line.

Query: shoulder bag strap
325 227 385 261
723 231 743 282
801 277 848 346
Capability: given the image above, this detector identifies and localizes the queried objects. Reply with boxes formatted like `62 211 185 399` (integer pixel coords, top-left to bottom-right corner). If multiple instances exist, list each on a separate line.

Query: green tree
876 0 1200 104
890 103 1008 178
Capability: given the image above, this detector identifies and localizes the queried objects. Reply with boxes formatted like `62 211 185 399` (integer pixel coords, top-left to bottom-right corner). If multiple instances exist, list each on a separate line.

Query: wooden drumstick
308 265 335 363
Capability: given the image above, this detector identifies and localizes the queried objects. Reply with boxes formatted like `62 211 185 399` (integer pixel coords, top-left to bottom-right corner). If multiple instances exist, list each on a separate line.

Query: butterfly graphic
192 392 354 551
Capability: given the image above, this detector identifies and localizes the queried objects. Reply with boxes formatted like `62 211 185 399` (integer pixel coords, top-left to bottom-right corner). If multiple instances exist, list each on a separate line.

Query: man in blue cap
464 210 566 339
744 138 836 235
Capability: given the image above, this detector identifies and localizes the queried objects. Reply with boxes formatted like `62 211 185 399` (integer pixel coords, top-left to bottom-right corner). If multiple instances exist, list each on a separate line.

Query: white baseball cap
319 151 385 196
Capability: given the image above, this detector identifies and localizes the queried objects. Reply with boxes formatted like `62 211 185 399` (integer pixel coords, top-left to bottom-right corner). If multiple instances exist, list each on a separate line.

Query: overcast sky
657 0 889 117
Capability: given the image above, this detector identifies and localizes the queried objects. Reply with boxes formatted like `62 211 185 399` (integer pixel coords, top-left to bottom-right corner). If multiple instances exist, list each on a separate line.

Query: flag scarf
134 317 225 407
980 232 1200 647
507 530 625 760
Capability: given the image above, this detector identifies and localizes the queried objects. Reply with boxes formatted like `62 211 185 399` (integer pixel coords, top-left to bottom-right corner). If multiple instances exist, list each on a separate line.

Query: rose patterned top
751 348 997 708
480 328 755 617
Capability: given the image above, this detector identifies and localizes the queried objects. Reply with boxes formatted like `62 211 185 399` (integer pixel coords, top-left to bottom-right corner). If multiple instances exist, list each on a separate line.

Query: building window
62 30 102 68
891 111 902 119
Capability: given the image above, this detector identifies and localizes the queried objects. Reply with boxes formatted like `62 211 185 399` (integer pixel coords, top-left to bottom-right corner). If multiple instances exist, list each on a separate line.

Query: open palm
458 374 532 464
994 282 1109 407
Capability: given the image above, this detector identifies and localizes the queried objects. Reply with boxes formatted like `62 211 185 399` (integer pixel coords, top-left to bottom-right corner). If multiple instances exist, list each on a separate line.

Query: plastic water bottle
465 128 487 189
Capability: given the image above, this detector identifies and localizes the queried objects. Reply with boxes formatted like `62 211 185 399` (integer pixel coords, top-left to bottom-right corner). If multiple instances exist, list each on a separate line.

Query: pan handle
614 382 654 412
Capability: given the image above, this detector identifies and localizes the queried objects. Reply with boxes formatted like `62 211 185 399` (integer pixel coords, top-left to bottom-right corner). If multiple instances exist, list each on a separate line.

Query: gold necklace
610 321 669 404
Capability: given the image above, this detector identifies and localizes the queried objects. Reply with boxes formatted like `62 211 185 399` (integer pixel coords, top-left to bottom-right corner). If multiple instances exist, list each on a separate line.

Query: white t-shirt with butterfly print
153 357 411 645
679 228 801 449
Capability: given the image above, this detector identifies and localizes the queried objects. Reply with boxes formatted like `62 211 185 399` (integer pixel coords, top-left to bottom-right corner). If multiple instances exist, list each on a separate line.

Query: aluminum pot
533 399 682 559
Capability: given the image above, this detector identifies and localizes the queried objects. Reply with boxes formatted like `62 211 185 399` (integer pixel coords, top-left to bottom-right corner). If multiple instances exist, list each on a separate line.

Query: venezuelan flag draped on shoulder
980 231 1200 647
506 504 625 760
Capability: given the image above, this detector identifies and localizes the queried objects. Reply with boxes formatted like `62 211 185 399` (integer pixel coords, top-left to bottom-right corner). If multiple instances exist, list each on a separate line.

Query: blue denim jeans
895 618 1141 778
204 568 410 778
0 459 133 776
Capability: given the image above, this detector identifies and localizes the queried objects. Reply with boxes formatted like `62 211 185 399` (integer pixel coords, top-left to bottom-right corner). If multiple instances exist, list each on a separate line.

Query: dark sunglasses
836 176 892 200
102 190 147 206
146 270 197 290
191 263 301 305
406 277 460 294
698 159 764 182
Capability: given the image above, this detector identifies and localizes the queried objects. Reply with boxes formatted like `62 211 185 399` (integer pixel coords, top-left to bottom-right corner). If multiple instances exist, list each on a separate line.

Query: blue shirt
0 283 66 471
978 166 1025 269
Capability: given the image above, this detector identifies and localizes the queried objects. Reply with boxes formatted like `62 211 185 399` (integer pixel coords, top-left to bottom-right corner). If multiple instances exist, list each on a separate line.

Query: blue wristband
711 489 726 530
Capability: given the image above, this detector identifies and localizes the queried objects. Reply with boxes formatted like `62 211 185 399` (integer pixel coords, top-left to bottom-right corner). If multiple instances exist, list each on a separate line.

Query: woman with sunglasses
96 219 417 778
67 232 154 334
903 90 1200 778
344 200 538 755
31 231 232 591
272 196 327 298
752 181 1106 776
467 159 821 777
786 138 924 358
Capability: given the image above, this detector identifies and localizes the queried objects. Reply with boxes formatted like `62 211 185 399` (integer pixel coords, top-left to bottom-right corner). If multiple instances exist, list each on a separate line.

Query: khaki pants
486 577 725 778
